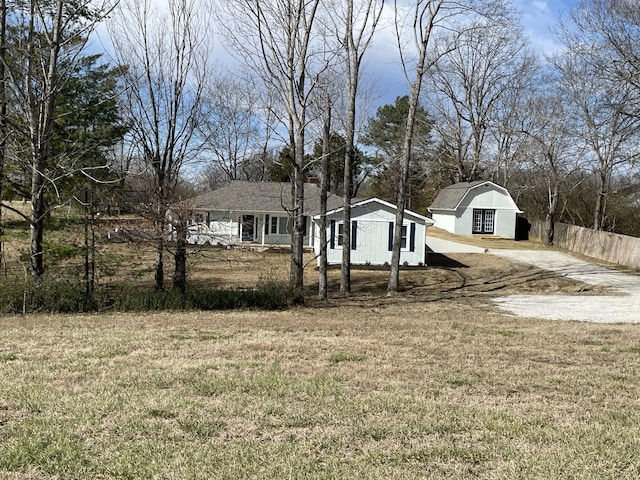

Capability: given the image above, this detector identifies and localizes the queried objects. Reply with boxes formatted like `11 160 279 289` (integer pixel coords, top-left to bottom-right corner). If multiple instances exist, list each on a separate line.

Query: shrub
0 278 290 314
0 276 95 314
105 281 290 312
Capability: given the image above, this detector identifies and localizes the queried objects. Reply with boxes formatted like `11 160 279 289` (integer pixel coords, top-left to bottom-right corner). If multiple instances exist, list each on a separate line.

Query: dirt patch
0 213 606 310
302 251 609 309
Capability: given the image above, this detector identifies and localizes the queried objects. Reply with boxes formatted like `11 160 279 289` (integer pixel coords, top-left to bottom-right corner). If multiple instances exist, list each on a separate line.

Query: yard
1 234 640 478
1 302 640 479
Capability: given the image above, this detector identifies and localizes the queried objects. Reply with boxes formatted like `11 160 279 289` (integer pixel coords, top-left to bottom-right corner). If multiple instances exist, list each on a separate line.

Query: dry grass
1 304 640 479
1 212 638 478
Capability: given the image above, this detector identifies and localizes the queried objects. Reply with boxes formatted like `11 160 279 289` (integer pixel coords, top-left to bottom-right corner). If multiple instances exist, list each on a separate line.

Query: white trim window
472 209 495 234
388 221 416 252
330 220 357 250
267 216 291 235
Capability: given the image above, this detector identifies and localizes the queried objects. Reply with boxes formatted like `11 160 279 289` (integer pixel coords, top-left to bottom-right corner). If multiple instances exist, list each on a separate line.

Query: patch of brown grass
1 307 640 478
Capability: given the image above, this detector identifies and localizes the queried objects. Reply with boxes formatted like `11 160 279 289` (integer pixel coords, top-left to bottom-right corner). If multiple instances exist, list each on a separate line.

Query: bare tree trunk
388 0 442 292
318 102 331 300
0 0 5 273
173 215 188 293
29 174 46 277
341 159 352 292
593 168 611 231
544 179 559 246
155 215 165 291
27 0 64 278
290 131 305 299
339 0 384 294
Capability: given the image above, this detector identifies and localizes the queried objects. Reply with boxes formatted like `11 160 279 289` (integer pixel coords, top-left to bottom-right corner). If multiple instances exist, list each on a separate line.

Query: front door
241 215 255 242
472 209 495 234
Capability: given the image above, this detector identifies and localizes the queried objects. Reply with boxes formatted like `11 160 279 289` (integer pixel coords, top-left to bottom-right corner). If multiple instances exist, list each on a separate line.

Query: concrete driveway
426 236 488 254
491 249 640 323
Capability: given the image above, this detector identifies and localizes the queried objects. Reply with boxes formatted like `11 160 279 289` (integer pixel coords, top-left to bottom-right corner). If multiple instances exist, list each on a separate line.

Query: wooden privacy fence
529 220 640 271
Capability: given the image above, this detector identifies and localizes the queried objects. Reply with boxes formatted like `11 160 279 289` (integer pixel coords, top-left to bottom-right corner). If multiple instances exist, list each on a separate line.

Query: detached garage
313 198 433 266
428 181 522 239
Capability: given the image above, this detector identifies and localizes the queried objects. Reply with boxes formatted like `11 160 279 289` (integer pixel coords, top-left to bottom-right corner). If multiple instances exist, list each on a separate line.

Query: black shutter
410 222 416 252
265 215 269 235
330 220 335 249
388 222 394 251
351 221 357 250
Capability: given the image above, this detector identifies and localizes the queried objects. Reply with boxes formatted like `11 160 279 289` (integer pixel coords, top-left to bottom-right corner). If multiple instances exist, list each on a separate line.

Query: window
388 222 416 252
267 216 291 235
337 223 344 246
278 217 291 235
472 209 495 234
330 220 356 250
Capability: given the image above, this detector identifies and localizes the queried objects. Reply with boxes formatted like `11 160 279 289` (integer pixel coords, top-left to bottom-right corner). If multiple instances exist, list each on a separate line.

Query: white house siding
316 201 427 266
187 213 238 245
453 205 516 238
187 211 313 246
431 184 519 239
431 212 456 235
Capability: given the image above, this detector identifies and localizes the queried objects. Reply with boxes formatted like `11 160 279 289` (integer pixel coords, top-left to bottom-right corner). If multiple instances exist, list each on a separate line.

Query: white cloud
532 1 551 15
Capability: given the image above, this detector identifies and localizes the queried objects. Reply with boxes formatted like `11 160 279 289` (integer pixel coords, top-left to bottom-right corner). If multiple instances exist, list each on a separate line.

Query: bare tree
198 73 261 183
109 0 211 291
217 0 325 296
1 0 117 278
326 0 384 293
0 0 6 273
519 89 579 246
554 54 640 231
387 0 501 292
427 9 528 182
488 53 539 188
318 96 331 300
562 0 640 100
554 3 640 231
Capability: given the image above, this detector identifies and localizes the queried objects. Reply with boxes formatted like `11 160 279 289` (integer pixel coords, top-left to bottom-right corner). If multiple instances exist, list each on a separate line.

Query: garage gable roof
428 181 517 211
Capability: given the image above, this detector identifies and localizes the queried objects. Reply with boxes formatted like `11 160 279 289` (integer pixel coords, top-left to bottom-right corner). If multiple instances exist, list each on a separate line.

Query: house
313 198 433 266
428 181 522 239
183 180 343 247
184 181 433 266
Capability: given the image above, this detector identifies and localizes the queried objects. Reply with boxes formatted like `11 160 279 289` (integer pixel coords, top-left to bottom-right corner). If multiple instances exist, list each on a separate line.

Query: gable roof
188 180 346 215
428 180 517 211
317 197 434 225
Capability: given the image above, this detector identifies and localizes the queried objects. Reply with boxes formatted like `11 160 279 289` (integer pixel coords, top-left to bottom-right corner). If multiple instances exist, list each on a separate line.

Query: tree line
0 0 639 301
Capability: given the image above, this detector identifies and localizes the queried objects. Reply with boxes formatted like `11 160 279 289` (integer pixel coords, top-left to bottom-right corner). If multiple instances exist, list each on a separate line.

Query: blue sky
368 0 580 106
93 0 582 118
516 0 578 55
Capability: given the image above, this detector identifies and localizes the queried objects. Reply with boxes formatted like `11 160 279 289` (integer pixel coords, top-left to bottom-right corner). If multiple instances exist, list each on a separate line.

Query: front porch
186 211 313 248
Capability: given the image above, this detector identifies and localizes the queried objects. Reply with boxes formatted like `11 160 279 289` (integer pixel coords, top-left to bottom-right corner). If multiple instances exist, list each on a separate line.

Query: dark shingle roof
428 181 488 210
188 180 345 215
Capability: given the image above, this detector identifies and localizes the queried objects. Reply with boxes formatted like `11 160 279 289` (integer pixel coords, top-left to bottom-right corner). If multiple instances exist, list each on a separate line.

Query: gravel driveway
491 250 640 323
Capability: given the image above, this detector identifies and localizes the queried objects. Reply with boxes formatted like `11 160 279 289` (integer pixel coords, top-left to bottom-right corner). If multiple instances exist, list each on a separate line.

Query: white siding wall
493 211 517 239
455 208 475 236
187 211 314 246
434 184 519 239
187 213 237 245
431 212 457 235
316 202 426 266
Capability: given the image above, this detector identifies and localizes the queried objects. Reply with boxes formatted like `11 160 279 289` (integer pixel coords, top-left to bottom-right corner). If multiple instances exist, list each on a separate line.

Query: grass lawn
1 210 639 478
1 303 640 479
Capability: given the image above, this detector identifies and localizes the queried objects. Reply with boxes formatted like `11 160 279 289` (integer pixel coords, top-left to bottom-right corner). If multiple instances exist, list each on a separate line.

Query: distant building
428 181 522 239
